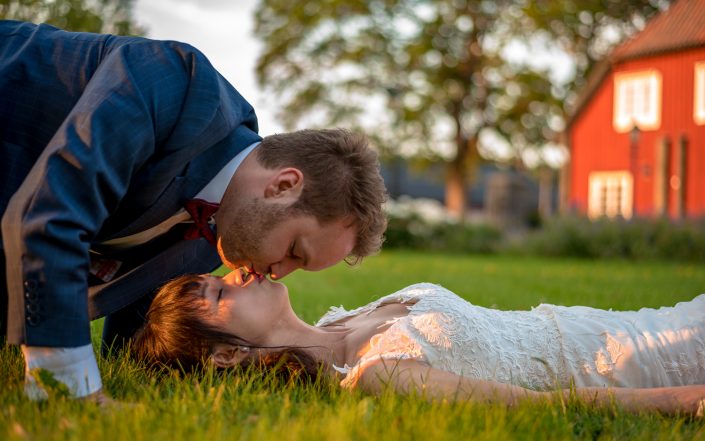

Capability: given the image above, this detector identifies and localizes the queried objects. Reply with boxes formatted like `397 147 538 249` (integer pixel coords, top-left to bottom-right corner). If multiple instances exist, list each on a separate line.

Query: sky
133 0 282 136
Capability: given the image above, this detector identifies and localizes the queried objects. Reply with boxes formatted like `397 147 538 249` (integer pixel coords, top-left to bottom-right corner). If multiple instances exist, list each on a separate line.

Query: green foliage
513 216 705 262
385 212 501 253
3 253 705 440
254 0 565 216
28 368 71 398
520 0 667 104
383 207 705 263
254 0 564 154
0 0 144 35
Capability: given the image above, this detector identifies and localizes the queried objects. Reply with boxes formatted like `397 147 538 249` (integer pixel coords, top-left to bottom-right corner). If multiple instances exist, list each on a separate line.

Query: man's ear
263 167 303 202
211 344 250 368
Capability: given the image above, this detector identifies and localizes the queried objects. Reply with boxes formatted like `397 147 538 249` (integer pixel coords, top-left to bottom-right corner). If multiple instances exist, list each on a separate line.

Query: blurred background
2 0 703 262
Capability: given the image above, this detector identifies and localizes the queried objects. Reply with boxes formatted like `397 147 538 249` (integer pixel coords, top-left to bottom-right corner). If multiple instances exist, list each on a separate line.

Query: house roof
567 0 705 129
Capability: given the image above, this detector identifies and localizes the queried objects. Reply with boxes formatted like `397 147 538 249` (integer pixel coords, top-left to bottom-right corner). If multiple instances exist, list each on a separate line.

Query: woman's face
199 270 295 346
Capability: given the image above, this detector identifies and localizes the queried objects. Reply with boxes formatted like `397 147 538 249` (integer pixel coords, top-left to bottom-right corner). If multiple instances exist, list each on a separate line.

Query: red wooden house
566 0 705 219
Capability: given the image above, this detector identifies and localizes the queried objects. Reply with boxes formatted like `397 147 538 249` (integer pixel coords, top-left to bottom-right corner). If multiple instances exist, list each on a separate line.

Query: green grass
2 251 705 440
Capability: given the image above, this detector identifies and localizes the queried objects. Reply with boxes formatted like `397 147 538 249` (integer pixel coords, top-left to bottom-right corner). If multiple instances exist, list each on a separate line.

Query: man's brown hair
257 129 387 262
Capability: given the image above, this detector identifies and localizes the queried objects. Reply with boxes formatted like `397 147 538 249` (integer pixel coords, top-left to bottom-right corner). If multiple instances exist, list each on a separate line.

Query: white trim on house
694 61 705 125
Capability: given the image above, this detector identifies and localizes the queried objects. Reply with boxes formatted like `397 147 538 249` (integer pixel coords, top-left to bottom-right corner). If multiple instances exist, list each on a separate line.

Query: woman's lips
246 264 266 281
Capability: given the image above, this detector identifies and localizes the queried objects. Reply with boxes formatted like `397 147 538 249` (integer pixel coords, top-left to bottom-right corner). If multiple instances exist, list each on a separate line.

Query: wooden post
538 166 553 219
630 126 640 217
653 136 670 217
674 135 688 219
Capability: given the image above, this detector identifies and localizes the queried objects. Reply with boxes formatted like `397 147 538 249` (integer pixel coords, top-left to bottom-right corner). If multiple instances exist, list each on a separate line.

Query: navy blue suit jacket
0 21 261 346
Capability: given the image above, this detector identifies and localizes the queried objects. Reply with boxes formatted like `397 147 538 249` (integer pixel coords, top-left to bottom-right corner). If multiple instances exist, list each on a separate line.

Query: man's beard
218 197 290 269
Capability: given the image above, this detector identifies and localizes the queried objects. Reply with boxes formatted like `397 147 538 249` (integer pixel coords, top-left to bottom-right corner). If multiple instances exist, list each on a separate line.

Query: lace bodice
316 283 705 390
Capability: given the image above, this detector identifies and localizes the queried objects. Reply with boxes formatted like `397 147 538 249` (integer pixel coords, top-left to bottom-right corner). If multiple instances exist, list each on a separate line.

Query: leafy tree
0 0 144 35
254 0 565 216
519 0 668 119
254 0 670 216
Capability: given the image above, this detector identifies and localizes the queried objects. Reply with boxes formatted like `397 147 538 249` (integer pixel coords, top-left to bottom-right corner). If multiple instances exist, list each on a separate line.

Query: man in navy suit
0 21 387 400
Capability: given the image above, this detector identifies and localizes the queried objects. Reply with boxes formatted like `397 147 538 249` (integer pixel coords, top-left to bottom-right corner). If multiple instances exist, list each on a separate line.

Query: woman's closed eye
217 287 223 301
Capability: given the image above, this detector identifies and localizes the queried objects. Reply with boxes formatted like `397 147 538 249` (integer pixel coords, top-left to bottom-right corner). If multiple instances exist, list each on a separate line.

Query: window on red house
588 171 633 219
694 62 705 125
613 70 662 132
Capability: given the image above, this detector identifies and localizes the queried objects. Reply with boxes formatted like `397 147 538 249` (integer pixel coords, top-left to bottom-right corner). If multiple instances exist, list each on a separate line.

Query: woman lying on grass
132 269 705 416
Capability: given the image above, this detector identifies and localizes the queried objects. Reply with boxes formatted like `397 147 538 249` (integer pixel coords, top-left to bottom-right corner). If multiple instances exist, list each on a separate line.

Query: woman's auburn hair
131 274 321 381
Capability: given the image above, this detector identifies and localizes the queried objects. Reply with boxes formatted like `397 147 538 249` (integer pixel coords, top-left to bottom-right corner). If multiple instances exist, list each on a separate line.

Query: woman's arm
357 359 705 415
564 384 705 416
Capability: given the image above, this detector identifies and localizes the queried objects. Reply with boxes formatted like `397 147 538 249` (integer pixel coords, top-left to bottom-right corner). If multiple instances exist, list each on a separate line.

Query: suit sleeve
1 40 241 346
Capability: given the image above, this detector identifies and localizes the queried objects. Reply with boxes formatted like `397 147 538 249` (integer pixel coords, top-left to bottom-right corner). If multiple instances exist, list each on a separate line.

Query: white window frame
613 70 662 132
694 62 705 125
588 171 633 219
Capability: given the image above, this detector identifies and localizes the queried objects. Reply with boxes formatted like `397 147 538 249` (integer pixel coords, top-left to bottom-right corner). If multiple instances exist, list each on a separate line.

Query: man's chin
221 260 240 271
216 240 242 270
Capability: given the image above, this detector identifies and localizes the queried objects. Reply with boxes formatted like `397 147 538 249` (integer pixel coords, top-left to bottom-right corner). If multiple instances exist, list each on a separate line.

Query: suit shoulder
112 38 210 65
103 38 219 88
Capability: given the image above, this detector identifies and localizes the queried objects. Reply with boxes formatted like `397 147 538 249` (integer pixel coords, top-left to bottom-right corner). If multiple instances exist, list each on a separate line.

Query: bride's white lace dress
316 283 705 390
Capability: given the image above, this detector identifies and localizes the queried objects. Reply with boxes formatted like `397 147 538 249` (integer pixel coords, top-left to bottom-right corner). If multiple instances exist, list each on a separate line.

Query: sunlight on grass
3 252 705 440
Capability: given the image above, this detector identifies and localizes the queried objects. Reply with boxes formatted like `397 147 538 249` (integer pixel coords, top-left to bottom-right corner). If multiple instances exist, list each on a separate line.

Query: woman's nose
222 269 244 285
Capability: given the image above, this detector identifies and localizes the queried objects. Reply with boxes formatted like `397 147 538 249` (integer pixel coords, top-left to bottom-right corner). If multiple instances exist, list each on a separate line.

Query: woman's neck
271 321 353 371
273 302 412 372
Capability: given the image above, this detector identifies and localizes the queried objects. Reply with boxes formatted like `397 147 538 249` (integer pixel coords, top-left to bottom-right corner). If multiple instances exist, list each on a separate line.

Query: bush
383 197 705 262
383 198 502 254
513 216 705 262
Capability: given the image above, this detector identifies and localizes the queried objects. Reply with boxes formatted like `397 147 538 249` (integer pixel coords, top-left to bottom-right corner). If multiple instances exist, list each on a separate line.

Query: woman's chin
271 280 294 311
271 279 289 298
259 277 288 297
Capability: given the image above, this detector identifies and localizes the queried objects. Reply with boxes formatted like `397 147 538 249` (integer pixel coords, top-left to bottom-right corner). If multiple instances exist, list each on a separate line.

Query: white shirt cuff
21 344 102 400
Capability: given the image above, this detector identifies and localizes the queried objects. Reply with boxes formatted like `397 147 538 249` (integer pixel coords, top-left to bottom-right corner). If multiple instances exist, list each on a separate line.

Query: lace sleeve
335 318 428 389
316 283 442 327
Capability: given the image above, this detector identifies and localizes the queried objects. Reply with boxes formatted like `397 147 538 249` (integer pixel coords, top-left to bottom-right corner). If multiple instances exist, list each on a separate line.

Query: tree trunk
445 163 465 218
444 128 478 219
538 166 554 219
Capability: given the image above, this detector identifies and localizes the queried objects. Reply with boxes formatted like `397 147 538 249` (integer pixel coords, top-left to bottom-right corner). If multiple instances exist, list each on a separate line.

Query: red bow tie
183 199 220 245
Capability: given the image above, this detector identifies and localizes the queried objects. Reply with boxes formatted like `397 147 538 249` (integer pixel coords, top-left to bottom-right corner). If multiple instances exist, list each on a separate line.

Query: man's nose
270 260 300 280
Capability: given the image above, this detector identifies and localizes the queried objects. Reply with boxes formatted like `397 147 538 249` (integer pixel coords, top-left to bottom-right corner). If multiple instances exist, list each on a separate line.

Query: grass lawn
2 250 705 440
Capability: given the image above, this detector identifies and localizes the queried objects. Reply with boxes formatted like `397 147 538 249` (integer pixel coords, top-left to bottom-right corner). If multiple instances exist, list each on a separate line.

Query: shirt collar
193 141 260 203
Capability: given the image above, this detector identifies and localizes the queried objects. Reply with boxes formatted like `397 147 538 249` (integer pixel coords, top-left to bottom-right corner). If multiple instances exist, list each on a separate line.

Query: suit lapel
97 125 257 242
102 174 207 239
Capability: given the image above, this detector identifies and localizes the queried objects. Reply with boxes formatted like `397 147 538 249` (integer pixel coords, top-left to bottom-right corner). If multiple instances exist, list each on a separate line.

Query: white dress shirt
22 141 260 399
